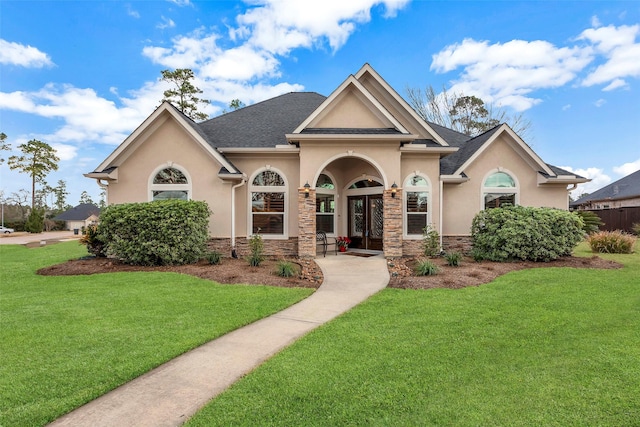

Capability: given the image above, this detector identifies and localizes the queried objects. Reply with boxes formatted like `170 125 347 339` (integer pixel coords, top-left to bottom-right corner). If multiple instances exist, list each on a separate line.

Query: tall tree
160 68 210 121
0 132 10 164
53 179 70 211
7 139 60 209
406 85 531 139
98 187 107 209
79 191 94 205
9 189 30 220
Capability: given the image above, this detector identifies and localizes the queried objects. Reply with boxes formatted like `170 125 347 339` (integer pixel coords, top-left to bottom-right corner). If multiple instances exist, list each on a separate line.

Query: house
54 203 100 233
571 169 640 232
85 64 588 258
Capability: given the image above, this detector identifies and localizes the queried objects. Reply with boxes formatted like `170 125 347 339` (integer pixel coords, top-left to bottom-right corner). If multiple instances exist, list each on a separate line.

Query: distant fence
589 207 640 233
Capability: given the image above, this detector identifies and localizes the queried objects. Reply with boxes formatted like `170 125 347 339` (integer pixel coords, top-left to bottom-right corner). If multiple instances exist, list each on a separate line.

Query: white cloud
168 0 192 6
125 4 140 18
157 16 176 30
560 166 612 198
431 38 592 111
594 98 606 107
562 104 571 111
234 0 410 54
52 143 78 161
602 78 628 91
579 24 640 88
430 21 640 110
613 158 640 176
0 39 54 67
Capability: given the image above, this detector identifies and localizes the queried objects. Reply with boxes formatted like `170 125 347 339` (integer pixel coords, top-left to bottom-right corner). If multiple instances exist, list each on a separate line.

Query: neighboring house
571 169 640 232
54 203 100 232
85 64 588 258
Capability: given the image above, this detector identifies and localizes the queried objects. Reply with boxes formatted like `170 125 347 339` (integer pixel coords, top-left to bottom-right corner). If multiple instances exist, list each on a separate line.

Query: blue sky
1 0 639 205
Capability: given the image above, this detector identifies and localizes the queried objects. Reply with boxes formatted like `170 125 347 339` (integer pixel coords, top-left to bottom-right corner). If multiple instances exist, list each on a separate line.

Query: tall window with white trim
483 171 517 209
150 167 190 200
251 170 286 235
404 174 430 235
315 173 336 234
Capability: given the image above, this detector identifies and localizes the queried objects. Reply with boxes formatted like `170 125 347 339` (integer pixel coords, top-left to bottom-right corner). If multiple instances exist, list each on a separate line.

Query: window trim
248 167 288 239
403 173 431 238
148 163 192 201
481 169 519 210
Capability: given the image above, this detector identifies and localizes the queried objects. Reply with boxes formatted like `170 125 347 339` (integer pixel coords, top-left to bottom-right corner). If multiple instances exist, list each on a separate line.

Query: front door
348 195 383 250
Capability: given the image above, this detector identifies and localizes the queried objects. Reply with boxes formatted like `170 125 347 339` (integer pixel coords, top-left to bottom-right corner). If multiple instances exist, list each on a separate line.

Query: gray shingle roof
439 125 501 175
572 169 640 204
54 204 100 221
198 92 326 148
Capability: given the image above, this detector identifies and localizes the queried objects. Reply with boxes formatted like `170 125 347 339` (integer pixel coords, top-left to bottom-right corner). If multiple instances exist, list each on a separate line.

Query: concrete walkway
49 253 389 427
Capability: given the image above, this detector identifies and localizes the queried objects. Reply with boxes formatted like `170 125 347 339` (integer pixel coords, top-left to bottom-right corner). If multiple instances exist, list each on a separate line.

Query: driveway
0 231 80 245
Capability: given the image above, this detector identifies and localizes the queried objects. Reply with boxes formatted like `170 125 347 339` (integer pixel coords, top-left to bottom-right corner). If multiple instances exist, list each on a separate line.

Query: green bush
79 224 106 257
99 200 210 266
632 222 640 236
422 224 440 257
24 208 44 233
444 251 462 267
205 250 222 265
574 210 604 234
415 259 439 276
471 206 584 262
587 230 636 254
247 233 264 267
275 260 298 277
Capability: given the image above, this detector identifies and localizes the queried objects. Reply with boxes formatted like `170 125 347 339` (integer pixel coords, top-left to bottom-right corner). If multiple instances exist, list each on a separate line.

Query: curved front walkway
49 254 389 427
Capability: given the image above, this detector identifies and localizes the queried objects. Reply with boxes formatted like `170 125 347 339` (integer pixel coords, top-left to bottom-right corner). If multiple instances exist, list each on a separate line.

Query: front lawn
187 246 640 426
0 242 313 427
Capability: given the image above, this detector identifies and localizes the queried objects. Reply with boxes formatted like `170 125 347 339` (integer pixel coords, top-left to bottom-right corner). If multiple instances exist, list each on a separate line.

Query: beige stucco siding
224 154 300 238
443 135 570 235
315 90 393 128
106 118 232 236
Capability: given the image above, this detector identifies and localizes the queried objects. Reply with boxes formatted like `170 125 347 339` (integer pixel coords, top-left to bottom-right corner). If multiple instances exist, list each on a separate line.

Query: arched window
250 169 286 235
149 166 190 201
315 173 336 234
404 174 430 236
483 171 518 209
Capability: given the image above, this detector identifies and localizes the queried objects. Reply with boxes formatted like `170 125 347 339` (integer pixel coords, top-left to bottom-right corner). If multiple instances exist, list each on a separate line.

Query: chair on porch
316 230 337 257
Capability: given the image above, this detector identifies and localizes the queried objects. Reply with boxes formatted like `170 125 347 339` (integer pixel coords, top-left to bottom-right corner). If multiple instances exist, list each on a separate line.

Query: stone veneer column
383 189 403 258
298 188 316 258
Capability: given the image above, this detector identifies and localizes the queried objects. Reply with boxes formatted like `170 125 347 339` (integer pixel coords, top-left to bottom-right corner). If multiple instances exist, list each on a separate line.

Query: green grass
187 245 640 426
0 242 313 427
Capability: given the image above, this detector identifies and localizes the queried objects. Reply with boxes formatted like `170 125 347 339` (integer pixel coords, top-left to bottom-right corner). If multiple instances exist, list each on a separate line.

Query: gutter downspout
439 178 444 252
230 175 247 258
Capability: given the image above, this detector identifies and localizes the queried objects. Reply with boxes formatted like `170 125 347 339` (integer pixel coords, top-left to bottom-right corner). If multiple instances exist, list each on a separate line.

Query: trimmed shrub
632 222 640 236
79 224 107 257
587 230 636 254
415 259 439 276
422 224 440 257
574 210 604 234
275 260 297 277
445 251 462 267
99 200 210 266
471 206 584 262
205 250 222 265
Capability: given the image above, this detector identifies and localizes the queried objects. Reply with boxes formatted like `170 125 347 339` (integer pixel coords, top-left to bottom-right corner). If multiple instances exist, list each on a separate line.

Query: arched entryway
311 155 388 254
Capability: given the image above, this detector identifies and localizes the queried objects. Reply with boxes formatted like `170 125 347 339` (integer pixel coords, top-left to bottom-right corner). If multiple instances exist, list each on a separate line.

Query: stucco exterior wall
443 135 570 235
105 117 233 237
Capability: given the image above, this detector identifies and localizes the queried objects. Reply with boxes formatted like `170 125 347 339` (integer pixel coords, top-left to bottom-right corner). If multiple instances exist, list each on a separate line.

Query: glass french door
348 195 383 250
